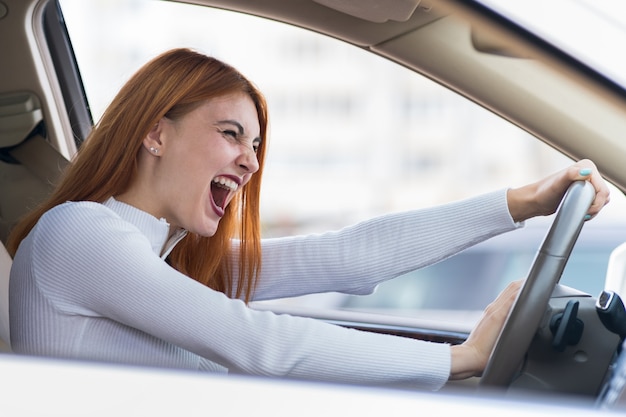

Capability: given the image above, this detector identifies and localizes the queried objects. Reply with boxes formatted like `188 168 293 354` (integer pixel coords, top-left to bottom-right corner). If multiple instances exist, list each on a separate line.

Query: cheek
160 156 206 197
242 173 253 186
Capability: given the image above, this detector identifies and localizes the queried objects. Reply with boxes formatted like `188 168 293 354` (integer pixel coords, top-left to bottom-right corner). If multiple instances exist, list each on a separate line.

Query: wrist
506 185 538 223
449 344 481 381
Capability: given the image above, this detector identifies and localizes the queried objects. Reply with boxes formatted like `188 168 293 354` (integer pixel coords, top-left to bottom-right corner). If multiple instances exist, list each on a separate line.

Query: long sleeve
248 189 520 300
10 201 452 390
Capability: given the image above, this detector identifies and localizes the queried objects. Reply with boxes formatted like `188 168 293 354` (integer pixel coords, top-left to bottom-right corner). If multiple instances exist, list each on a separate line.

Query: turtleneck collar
103 197 187 259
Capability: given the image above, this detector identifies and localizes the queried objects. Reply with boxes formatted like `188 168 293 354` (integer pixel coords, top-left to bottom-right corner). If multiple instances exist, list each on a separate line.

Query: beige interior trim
8 133 69 186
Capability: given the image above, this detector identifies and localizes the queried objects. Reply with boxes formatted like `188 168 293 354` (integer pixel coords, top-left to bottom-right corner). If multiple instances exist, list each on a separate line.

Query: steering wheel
480 180 596 388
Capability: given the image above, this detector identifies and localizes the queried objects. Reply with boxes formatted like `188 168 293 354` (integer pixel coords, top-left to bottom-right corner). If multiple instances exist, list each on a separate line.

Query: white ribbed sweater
9 190 519 390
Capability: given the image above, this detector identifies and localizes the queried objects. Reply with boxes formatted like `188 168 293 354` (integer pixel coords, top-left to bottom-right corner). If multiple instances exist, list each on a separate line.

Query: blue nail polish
579 168 592 176
584 214 591 220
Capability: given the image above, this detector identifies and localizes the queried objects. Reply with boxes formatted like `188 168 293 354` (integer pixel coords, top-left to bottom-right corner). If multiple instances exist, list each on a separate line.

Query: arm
250 159 610 301
29 202 450 390
249 189 520 300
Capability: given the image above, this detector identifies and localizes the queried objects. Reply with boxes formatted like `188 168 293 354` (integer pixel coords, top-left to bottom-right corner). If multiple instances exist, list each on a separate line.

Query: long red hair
7 48 268 302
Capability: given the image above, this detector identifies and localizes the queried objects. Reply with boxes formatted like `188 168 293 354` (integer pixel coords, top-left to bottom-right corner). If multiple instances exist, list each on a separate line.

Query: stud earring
149 147 159 154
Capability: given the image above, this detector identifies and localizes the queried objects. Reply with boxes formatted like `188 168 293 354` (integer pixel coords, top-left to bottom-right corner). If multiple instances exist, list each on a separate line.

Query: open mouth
211 176 239 210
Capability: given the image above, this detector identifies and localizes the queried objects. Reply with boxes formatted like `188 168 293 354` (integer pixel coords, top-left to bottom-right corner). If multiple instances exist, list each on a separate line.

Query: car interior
2 0 626 410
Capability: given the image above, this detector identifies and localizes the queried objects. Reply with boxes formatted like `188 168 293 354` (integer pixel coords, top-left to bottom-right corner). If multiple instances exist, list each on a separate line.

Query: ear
142 119 164 155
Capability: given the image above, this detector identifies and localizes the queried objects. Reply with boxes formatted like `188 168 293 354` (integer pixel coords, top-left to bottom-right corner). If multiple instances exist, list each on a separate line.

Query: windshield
480 0 626 90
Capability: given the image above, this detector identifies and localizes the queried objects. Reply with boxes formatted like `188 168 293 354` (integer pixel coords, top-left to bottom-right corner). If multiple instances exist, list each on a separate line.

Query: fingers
482 280 521 319
449 280 523 380
567 159 610 219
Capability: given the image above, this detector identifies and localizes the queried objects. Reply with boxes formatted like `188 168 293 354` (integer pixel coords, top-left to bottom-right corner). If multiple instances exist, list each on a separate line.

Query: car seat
0 243 10 351
0 91 71 353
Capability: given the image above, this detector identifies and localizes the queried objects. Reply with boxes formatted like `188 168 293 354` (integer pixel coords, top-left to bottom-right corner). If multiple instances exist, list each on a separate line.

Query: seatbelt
6 132 69 186
0 91 70 185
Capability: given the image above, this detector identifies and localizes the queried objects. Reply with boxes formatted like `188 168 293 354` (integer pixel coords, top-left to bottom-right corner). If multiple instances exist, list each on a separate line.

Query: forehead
195 94 259 130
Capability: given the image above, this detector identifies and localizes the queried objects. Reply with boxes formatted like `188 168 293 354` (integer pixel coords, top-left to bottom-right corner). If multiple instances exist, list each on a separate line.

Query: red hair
7 48 268 301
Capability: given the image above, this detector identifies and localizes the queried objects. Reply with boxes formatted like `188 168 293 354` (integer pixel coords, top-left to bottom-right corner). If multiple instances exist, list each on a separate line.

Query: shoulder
28 200 157 270
42 200 117 222
34 200 133 245
36 201 115 235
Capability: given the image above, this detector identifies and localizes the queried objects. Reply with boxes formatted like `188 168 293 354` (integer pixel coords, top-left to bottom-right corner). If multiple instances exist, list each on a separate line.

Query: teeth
212 176 238 191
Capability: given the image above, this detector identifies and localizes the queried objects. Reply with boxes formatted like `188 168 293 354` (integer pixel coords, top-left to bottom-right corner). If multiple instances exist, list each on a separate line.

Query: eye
221 129 238 139
252 140 261 154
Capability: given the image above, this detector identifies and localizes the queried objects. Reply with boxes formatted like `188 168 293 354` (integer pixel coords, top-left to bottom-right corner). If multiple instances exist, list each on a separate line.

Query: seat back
0 242 11 351
0 91 70 353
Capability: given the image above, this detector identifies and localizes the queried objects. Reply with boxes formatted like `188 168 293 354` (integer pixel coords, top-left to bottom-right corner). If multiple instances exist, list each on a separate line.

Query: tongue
211 183 229 209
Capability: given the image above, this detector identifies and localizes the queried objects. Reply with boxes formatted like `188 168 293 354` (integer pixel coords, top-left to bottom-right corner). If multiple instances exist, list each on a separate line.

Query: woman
7 48 609 390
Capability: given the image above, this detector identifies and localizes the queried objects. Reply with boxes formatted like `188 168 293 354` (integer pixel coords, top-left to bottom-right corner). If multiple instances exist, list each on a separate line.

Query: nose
236 145 259 174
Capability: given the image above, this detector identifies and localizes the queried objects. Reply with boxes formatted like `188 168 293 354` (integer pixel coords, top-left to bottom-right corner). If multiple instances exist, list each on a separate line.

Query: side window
59 0 626 325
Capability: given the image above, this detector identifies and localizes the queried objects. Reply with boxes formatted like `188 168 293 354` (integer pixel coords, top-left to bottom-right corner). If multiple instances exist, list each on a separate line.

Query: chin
196 221 219 237
192 226 218 238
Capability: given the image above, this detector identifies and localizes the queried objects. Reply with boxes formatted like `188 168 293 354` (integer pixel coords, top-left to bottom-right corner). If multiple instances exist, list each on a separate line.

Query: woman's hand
449 280 522 380
506 159 610 223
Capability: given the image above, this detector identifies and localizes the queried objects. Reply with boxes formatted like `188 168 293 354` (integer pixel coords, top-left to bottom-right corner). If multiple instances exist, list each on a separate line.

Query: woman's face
149 93 261 236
